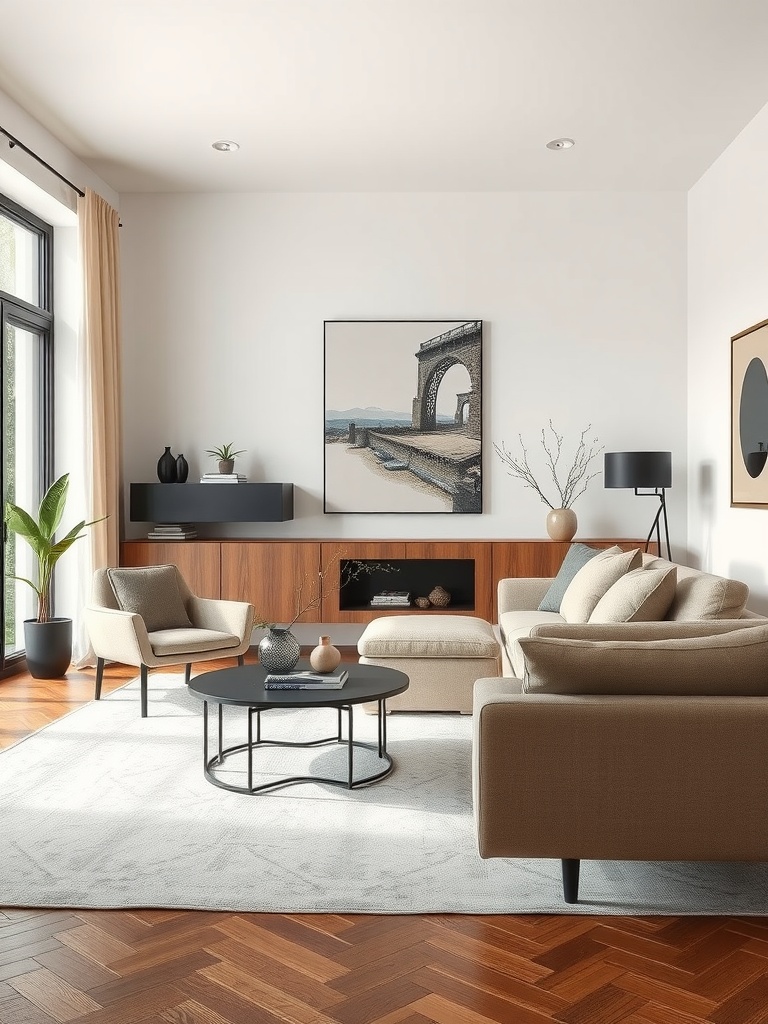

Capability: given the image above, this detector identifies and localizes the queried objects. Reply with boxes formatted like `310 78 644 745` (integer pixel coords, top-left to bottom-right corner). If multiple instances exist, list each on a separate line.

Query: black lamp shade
604 451 672 489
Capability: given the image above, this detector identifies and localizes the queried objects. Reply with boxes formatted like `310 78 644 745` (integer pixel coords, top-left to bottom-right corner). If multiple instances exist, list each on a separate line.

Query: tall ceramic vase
157 446 177 483
546 507 577 542
258 627 301 673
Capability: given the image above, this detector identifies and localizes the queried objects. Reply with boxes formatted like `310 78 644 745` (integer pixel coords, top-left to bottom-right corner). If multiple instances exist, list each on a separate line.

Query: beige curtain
73 188 122 666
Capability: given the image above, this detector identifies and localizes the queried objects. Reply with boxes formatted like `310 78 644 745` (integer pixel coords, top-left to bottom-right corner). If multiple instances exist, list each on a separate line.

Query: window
0 193 53 667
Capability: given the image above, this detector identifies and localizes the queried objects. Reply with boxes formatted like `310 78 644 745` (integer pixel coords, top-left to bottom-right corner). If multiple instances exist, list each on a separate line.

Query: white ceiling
1 0 768 194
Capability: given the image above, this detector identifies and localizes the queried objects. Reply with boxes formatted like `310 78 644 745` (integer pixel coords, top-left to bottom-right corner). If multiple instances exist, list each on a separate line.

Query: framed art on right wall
732 317 768 507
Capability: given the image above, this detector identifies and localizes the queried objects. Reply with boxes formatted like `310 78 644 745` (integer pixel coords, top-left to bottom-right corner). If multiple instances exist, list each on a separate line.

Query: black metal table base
202 700 392 794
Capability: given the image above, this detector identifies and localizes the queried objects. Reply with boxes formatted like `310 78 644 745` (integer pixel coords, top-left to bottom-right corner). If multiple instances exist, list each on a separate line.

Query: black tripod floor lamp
604 451 672 561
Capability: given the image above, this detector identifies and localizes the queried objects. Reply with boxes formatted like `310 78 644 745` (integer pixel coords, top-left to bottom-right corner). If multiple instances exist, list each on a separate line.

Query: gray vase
258 627 300 673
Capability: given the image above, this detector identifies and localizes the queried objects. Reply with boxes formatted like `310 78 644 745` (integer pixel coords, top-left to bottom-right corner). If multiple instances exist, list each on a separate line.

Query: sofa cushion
148 628 240 657
107 565 192 632
559 547 642 623
643 556 749 620
589 565 677 623
518 623 768 696
499 610 565 677
537 543 608 612
357 614 499 659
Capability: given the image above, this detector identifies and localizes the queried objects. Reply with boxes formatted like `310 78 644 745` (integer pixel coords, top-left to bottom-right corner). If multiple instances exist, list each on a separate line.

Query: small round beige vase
546 507 577 542
309 635 341 673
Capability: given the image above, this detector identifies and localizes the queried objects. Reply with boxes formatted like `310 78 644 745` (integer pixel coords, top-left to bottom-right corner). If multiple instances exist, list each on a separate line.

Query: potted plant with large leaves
5 473 106 679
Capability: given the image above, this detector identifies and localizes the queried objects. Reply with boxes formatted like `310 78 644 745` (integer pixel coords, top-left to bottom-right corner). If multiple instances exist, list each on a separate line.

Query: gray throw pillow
107 565 192 632
537 543 607 613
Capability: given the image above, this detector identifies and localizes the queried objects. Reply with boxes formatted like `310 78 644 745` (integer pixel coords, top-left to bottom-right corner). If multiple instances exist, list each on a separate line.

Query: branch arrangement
254 549 396 630
493 421 604 510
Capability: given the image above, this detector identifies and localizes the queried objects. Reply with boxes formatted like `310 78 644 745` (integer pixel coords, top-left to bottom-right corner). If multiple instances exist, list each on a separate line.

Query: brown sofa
474 553 768 902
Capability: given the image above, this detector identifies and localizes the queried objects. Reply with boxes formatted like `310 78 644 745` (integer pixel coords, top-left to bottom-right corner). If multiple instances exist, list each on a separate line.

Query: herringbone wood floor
2 653 768 1024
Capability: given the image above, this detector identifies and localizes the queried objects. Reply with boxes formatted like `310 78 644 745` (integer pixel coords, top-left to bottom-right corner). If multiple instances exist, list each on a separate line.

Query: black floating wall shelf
130 483 294 523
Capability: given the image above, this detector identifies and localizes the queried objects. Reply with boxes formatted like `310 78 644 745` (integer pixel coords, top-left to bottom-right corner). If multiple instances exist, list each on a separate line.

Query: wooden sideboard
121 538 651 623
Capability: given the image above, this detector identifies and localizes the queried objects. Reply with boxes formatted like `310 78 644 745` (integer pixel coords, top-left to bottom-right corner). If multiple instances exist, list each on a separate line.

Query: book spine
264 682 344 690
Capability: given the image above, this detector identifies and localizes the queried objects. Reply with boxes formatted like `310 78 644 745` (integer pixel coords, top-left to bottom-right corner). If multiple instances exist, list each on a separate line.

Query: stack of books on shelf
264 669 349 690
200 473 247 484
370 590 412 608
147 523 197 540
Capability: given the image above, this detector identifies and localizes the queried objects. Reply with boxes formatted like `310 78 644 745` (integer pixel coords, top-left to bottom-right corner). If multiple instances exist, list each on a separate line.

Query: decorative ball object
415 596 431 610
428 585 451 608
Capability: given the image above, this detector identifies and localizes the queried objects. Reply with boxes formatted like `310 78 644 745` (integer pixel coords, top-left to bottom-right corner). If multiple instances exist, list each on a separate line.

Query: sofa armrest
497 577 553 616
84 606 153 666
472 677 768 863
188 596 255 640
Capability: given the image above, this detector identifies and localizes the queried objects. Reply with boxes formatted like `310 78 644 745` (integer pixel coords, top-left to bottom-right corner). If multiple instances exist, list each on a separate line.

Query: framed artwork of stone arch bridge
324 319 483 513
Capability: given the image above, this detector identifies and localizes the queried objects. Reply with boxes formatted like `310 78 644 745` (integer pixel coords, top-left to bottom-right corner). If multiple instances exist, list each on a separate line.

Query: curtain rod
0 124 85 199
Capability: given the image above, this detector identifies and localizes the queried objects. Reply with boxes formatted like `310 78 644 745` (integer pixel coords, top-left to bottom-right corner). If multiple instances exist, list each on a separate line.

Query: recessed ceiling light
546 138 575 150
211 140 239 152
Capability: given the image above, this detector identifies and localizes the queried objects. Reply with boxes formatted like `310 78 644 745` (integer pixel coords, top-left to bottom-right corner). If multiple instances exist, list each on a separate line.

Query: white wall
688 100 768 614
120 190 688 555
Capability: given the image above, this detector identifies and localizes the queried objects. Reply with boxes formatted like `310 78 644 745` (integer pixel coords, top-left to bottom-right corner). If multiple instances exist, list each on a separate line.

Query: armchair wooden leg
184 663 192 685
237 654 245 666
95 658 104 701
140 664 149 718
562 859 580 903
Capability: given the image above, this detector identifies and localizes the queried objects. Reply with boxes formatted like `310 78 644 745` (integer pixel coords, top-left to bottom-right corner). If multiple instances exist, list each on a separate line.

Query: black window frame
0 191 54 674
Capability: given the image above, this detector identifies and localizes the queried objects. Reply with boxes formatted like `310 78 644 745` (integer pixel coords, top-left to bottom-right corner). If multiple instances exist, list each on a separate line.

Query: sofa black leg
95 658 104 701
562 859 580 903
184 663 192 685
140 664 149 718
237 654 245 666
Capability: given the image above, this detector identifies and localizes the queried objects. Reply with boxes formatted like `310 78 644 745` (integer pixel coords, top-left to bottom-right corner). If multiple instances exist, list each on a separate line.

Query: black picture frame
323 319 483 514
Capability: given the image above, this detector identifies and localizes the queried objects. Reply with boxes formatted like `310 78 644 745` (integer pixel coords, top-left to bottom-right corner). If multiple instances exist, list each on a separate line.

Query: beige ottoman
357 615 501 713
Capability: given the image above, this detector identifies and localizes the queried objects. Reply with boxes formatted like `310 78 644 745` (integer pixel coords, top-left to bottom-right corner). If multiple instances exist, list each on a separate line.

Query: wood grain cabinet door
221 542 322 623
120 541 222 598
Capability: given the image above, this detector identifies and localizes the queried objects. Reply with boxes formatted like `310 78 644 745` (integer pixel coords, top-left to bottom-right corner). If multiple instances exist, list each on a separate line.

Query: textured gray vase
258 627 301 672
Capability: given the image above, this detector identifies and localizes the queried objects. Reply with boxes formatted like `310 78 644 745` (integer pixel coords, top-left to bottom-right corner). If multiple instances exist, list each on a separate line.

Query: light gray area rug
2 673 768 915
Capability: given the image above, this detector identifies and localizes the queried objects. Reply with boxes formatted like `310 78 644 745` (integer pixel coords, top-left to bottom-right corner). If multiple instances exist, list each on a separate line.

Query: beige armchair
84 565 254 717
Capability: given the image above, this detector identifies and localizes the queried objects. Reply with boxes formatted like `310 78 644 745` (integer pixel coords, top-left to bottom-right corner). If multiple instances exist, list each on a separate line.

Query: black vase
175 453 189 483
157 446 177 483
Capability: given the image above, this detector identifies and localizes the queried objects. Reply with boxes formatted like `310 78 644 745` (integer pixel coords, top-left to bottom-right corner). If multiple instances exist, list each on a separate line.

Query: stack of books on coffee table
147 523 197 540
264 669 349 690
370 590 412 607
200 473 247 484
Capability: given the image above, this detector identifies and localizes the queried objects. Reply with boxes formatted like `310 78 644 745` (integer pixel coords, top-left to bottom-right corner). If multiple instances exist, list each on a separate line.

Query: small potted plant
205 442 245 474
5 473 106 678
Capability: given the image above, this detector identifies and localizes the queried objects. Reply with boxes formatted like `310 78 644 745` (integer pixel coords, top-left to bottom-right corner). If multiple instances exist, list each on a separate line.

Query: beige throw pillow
643 558 749 620
519 623 768 696
589 565 677 623
107 565 192 632
559 546 642 623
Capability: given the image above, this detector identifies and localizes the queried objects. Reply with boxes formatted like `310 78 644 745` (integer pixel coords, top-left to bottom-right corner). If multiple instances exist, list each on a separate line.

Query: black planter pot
24 617 73 679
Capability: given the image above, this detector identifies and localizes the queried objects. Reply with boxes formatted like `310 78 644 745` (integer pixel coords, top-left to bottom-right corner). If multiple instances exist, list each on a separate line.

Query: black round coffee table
188 661 409 795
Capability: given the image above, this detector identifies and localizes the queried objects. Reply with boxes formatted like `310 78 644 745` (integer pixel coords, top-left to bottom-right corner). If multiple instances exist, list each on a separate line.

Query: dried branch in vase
494 421 604 510
253 549 397 630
